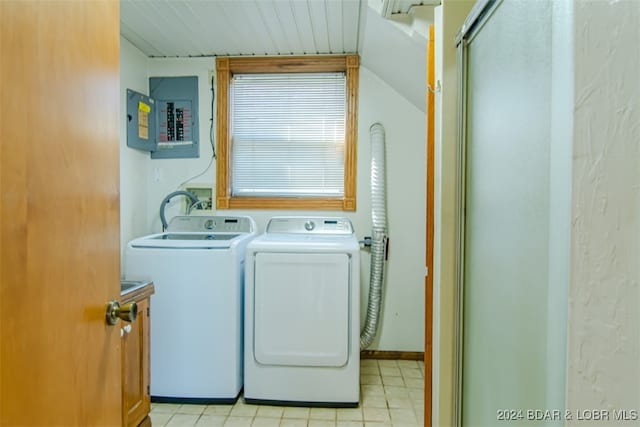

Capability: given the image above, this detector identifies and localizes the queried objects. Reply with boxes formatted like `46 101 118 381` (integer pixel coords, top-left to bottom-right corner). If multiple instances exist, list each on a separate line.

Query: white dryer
244 217 360 407
124 215 256 403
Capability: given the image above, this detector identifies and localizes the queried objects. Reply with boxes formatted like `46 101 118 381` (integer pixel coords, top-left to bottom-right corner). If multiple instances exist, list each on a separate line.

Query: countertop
121 280 155 303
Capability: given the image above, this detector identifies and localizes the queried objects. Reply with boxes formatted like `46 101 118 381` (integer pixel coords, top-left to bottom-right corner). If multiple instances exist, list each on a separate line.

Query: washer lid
128 232 247 249
266 217 353 235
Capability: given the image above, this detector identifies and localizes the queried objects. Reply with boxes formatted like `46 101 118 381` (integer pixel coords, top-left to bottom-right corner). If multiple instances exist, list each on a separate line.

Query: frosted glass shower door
457 1 565 426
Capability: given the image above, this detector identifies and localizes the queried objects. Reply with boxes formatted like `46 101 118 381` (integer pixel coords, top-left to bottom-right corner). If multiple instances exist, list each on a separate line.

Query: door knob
106 300 138 325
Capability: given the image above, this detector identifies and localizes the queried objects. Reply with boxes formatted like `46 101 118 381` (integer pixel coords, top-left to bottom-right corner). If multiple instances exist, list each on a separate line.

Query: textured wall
566 0 640 423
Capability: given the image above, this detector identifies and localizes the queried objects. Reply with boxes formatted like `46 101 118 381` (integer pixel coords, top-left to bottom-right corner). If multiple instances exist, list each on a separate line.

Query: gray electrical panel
126 89 156 151
125 76 199 159
149 76 199 159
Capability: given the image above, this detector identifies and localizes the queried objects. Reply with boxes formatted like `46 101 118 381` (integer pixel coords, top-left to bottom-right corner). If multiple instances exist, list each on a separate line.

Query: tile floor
150 359 425 427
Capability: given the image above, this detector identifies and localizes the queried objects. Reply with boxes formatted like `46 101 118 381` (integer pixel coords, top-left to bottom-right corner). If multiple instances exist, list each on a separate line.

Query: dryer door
254 252 350 367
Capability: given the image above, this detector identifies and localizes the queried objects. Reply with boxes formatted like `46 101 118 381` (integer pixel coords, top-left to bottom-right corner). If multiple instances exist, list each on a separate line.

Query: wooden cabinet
121 284 154 427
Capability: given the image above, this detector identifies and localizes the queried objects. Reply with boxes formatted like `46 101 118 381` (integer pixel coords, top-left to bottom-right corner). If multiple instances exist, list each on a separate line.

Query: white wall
360 7 427 113
119 37 149 272
119 48 427 351
357 67 426 351
566 0 640 421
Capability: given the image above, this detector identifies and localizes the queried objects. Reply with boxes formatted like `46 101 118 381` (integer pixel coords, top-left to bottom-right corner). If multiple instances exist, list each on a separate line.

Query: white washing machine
124 215 256 403
244 217 360 407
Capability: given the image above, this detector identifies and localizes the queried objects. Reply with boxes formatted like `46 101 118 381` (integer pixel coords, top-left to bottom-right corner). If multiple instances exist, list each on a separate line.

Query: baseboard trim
360 350 424 361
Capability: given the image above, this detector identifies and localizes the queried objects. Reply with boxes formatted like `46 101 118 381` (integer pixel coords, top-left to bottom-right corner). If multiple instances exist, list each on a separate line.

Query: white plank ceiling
120 0 365 57
120 0 434 112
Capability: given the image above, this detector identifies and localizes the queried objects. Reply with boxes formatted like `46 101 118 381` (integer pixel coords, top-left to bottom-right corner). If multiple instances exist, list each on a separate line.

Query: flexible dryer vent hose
360 123 388 349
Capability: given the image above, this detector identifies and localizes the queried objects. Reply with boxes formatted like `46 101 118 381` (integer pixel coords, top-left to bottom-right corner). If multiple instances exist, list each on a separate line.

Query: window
215 55 359 210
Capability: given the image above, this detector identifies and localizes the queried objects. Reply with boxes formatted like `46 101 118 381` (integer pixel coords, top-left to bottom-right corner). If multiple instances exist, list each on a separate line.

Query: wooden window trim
215 55 358 211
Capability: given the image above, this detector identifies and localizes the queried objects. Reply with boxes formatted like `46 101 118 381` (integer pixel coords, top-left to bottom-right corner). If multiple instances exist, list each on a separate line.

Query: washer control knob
204 219 216 230
304 221 315 231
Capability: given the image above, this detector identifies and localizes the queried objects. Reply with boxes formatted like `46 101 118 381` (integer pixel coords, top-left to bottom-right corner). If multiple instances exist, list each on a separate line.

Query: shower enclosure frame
453 0 507 424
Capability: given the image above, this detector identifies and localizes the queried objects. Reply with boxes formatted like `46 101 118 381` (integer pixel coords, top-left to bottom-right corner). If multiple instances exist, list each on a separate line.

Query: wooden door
425 24 435 427
0 1 121 425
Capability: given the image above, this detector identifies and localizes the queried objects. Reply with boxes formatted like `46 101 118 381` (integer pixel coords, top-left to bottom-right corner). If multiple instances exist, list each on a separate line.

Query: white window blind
231 72 346 197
